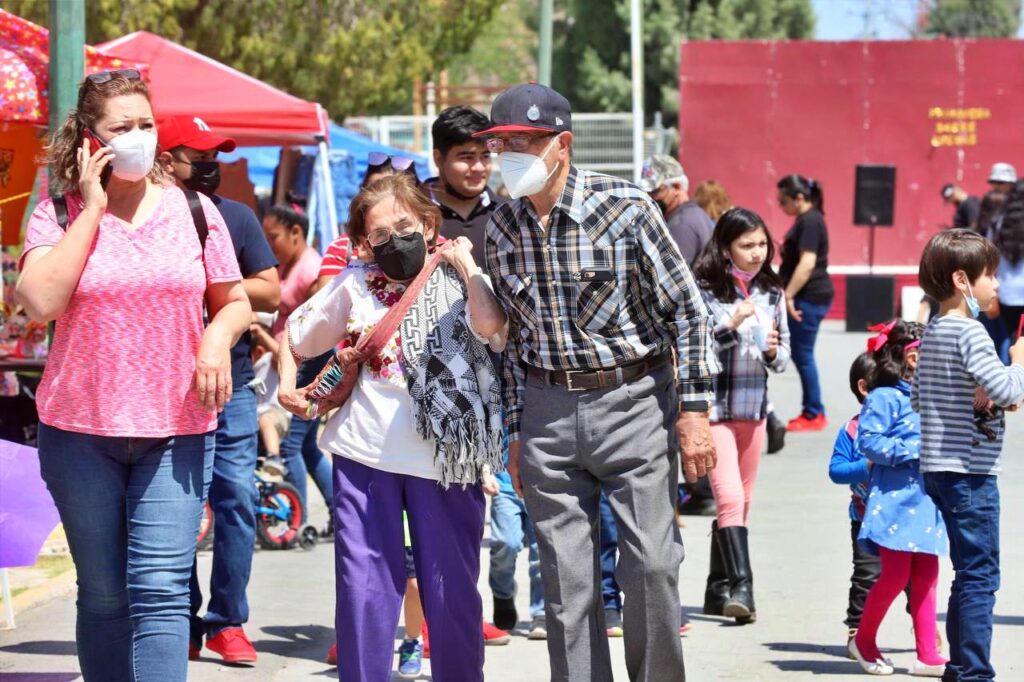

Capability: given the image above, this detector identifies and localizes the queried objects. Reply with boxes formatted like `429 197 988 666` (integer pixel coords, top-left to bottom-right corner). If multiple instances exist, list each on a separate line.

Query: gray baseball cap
639 155 687 192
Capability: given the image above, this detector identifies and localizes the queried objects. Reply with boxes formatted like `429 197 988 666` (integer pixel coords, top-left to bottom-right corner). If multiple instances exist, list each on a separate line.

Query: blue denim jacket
856 381 947 556
828 415 869 522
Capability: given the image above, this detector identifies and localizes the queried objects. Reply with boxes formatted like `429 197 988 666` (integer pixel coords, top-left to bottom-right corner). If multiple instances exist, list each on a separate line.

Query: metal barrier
344 112 673 181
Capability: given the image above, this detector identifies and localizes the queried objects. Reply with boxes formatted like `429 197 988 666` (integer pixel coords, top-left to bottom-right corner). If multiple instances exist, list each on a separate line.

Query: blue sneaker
397 638 423 678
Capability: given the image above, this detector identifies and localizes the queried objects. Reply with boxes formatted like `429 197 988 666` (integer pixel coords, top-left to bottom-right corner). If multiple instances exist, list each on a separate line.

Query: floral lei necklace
365 266 406 307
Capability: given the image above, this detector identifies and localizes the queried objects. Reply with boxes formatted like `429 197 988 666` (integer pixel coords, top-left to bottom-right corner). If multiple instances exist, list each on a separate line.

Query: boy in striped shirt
913 229 1024 682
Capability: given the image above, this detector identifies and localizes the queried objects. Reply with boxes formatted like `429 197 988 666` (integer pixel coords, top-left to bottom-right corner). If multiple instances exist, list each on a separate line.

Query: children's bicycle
196 471 318 551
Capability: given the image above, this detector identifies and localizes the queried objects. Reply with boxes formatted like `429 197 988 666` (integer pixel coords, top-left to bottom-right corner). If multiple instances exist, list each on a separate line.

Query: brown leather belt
526 353 671 393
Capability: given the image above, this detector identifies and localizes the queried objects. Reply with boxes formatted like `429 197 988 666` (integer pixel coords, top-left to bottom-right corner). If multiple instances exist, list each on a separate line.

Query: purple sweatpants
332 455 485 682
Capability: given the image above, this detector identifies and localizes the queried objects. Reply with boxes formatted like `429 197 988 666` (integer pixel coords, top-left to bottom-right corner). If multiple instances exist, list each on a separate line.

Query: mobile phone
83 129 113 189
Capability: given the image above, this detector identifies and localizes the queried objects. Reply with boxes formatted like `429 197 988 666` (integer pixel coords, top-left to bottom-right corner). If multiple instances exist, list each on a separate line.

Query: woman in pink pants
692 207 791 624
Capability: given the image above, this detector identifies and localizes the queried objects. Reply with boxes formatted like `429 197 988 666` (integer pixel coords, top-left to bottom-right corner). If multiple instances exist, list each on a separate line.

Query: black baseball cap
473 82 573 137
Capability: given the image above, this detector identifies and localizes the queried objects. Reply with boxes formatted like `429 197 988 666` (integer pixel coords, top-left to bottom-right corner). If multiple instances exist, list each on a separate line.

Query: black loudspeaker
853 164 896 226
846 275 896 332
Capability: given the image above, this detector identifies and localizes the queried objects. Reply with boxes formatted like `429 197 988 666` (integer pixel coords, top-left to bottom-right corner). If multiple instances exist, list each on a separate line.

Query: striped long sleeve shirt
485 166 720 440
911 314 1024 475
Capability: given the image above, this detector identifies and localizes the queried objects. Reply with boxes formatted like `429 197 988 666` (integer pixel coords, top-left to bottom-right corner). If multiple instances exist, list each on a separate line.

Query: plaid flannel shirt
701 285 790 422
484 166 719 441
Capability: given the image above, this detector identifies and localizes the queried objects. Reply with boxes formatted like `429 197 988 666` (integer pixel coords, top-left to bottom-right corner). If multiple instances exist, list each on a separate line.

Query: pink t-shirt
272 246 322 337
20 187 241 438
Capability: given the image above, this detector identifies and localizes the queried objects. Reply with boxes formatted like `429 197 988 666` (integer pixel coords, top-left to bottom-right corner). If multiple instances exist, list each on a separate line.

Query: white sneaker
848 639 895 675
911 660 947 677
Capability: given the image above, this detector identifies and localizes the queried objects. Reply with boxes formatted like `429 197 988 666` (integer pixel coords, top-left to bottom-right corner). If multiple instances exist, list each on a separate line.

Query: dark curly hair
996 180 1024 267
869 320 925 389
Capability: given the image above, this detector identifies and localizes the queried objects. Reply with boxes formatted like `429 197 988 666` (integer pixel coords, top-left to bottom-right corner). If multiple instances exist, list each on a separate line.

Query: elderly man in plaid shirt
479 83 720 682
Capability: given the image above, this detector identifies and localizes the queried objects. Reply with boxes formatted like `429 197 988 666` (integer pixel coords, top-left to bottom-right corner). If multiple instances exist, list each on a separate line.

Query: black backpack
52 188 209 251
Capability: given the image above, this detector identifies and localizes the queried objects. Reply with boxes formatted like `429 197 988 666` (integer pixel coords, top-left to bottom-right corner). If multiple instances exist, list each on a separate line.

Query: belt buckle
563 370 587 392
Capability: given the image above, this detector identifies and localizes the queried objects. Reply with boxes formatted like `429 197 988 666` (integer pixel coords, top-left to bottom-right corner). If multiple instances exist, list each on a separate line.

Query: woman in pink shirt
16 72 250 682
262 204 322 339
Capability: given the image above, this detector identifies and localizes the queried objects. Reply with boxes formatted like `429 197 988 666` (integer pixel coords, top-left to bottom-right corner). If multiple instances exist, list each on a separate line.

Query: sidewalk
2 322 1023 680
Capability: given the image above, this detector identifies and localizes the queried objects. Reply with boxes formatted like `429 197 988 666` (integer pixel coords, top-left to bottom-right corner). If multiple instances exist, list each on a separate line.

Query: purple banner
0 439 59 568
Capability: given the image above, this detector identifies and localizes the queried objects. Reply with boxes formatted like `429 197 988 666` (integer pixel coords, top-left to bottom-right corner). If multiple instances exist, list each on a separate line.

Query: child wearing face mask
913 230 1024 681
691 207 790 625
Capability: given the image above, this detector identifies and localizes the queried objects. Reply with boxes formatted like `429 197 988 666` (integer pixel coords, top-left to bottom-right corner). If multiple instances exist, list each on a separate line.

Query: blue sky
812 0 1024 40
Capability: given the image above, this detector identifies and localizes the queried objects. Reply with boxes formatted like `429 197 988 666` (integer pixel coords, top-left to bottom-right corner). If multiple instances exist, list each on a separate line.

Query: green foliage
924 0 1021 37
552 0 815 119
446 0 537 87
5 0 503 118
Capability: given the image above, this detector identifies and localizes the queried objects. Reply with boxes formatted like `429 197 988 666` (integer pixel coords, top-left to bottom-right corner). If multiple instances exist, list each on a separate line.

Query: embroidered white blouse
287 261 501 481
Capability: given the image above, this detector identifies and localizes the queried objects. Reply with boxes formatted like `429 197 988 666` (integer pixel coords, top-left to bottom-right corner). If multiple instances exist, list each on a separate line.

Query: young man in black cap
479 82 719 682
159 115 280 665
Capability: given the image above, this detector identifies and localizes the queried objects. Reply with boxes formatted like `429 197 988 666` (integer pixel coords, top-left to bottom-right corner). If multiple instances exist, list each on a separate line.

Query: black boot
719 525 756 624
703 521 730 615
766 411 786 454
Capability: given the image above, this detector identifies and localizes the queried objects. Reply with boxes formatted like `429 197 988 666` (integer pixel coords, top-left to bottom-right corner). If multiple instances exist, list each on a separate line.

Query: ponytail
778 174 824 214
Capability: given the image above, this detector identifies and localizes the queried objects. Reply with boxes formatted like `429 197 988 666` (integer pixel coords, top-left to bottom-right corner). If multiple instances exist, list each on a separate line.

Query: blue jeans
924 472 1000 681
599 492 622 612
38 423 212 682
788 298 831 418
488 491 543 617
189 385 258 640
281 413 333 509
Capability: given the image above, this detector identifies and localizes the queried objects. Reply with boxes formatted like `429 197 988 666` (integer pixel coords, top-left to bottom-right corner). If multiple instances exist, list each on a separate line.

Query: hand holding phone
78 132 114 211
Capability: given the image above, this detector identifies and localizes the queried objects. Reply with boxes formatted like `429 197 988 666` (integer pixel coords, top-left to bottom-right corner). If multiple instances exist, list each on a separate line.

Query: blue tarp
220 122 430 192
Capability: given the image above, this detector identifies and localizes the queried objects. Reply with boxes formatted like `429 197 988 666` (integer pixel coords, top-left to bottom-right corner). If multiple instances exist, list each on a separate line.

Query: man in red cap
158 115 281 665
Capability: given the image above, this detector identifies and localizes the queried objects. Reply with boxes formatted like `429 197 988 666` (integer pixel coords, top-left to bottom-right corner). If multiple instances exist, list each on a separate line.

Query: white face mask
104 128 157 182
498 136 560 199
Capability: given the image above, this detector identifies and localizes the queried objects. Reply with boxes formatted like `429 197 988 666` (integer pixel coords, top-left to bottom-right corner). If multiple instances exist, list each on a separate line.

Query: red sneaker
483 621 511 645
786 413 828 432
188 640 202 661
206 627 257 664
326 643 337 666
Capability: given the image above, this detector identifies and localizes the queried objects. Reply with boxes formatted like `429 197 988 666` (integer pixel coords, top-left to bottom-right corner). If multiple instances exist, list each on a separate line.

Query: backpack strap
183 189 208 251
53 194 69 231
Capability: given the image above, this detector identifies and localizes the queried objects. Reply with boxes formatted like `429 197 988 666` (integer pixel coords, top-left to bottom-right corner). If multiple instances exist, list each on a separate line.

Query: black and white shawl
399 262 504 487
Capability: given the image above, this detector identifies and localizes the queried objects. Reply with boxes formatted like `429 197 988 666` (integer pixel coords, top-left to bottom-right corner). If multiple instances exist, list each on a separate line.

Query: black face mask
655 199 669 216
183 160 221 196
372 232 427 281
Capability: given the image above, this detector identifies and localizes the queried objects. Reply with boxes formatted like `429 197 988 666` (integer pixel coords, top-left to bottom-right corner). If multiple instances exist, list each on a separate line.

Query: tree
552 0 815 120
4 0 503 118
924 0 1021 37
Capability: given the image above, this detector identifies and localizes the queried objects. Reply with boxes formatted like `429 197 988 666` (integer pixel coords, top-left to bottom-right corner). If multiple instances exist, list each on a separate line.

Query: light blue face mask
964 282 982 319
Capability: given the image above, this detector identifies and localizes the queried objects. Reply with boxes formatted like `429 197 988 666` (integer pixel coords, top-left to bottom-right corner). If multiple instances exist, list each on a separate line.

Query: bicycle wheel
256 481 306 550
196 499 214 551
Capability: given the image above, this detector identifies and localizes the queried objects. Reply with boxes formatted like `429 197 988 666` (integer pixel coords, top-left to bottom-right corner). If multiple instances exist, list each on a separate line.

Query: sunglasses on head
78 69 142 108
367 152 416 172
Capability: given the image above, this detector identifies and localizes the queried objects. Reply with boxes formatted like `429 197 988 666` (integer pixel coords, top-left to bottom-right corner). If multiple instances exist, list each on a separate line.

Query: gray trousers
520 363 686 682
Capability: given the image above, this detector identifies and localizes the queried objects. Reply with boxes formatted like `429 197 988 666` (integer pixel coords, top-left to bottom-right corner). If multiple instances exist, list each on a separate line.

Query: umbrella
0 439 60 568
0 8 147 126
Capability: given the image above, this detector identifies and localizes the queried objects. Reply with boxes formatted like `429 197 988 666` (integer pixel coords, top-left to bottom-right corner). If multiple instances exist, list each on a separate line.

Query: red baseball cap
158 115 236 153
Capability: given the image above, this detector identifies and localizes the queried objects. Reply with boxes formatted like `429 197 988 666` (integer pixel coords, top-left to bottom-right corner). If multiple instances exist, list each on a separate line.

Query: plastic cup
751 324 771 352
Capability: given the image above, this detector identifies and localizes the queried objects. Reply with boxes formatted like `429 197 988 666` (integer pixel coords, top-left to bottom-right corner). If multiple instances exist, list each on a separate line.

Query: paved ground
2 321 1024 681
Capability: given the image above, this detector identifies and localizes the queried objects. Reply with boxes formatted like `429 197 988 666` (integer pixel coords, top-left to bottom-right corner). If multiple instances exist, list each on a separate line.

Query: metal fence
344 112 674 181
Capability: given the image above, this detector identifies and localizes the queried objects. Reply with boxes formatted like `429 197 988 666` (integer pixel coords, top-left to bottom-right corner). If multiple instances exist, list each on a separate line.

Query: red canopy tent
95 31 329 147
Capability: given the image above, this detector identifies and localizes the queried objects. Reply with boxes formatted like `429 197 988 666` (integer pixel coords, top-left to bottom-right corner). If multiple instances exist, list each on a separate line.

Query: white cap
988 162 1017 184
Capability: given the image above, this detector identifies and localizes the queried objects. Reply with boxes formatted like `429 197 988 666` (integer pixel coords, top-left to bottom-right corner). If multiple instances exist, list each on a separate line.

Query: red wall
678 39 1024 274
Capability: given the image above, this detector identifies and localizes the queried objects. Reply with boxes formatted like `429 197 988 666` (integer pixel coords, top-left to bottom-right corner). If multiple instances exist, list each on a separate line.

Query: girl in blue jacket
850 321 948 677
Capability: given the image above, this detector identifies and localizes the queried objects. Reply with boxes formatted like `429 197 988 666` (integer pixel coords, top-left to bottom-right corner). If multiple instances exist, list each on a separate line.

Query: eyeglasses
367 152 416 172
85 69 141 86
485 134 552 154
366 220 421 248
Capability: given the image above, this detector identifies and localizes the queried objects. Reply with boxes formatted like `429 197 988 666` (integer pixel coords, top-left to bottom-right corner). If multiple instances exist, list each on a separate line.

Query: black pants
846 520 881 629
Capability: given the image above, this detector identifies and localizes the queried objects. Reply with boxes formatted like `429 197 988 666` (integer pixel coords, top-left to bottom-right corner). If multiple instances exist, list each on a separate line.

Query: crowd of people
13 70 1024 682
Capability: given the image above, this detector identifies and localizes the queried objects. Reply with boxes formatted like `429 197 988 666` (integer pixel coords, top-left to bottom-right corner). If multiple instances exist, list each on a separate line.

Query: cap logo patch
555 117 564 126
526 105 540 121
193 117 211 131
